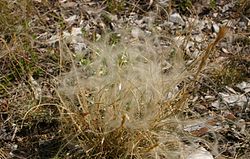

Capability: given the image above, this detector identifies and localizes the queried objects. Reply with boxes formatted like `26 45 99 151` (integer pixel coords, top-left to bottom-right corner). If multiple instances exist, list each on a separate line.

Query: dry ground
0 0 249 159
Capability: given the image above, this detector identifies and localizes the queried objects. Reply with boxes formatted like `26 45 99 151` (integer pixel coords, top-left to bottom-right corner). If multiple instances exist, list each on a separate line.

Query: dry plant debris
0 0 249 159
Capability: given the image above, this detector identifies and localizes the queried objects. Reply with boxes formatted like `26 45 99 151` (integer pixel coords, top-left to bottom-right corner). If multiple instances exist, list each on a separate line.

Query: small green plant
210 0 216 9
174 0 193 14
109 32 121 45
106 0 126 14
211 55 249 87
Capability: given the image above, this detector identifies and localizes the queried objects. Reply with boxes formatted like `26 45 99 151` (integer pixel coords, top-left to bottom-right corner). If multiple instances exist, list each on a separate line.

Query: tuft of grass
56 31 191 158
55 24 229 158
0 0 231 157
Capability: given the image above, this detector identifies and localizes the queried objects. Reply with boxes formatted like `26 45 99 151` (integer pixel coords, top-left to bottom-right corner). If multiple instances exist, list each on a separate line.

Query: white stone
184 123 204 132
63 31 71 43
222 3 235 13
65 15 77 24
212 23 220 33
239 22 246 28
194 35 203 42
219 93 247 107
213 13 218 17
71 27 82 37
47 34 59 44
222 48 229 53
74 42 86 53
131 27 144 39
174 36 185 47
71 27 84 43
211 100 220 109
237 81 250 93
187 147 214 159
169 13 185 26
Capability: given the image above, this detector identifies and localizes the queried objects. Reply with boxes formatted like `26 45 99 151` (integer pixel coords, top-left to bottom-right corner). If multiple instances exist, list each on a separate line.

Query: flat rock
169 13 185 26
187 147 214 159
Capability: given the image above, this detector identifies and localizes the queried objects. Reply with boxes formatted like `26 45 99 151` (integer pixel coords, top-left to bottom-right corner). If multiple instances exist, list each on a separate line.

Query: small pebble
212 23 220 33
169 13 185 26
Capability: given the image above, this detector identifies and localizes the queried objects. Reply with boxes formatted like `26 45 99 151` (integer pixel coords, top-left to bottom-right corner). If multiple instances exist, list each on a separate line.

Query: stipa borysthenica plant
55 27 227 158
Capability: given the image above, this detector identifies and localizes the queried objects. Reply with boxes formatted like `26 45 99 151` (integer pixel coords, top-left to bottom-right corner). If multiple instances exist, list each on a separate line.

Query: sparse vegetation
0 0 249 159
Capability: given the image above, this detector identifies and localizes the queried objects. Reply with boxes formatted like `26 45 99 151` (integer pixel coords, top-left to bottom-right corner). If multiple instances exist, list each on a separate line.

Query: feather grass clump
56 31 190 158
